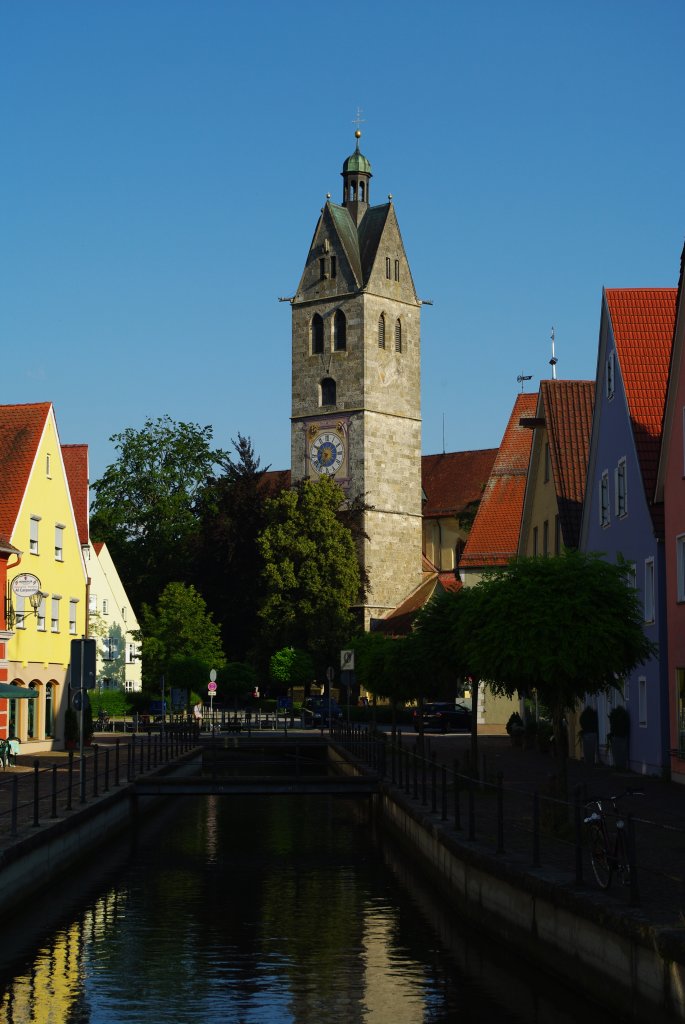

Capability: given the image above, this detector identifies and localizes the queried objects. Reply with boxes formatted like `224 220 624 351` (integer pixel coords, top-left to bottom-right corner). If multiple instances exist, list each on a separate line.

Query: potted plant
578 705 599 765
64 707 79 751
608 704 629 769
506 711 525 747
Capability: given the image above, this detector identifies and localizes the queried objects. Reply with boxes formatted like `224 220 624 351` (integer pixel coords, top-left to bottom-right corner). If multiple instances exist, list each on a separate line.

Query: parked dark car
413 701 472 733
302 696 343 727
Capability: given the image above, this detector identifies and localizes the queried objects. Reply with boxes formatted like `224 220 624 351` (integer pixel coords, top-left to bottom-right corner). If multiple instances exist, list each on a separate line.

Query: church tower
290 132 423 625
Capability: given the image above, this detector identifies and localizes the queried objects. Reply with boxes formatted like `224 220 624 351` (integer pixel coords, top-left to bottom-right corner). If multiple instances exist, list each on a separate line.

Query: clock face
310 431 345 476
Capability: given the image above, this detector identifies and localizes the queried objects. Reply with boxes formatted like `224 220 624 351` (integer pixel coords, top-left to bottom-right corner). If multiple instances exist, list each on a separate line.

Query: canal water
0 795 627 1024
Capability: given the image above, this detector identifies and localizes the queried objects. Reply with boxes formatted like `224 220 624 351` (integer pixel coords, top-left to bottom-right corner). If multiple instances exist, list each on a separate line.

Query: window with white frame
51 596 61 632
89 594 97 614
30 515 40 554
606 350 615 399
600 471 610 527
615 458 627 517
103 636 118 661
54 523 64 561
638 676 647 727
15 595 26 629
677 535 685 602
69 599 78 634
644 558 655 623
126 642 138 664
36 594 46 631
102 599 109 616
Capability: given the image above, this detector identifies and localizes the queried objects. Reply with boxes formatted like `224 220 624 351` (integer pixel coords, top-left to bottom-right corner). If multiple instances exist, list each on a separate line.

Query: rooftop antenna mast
442 413 445 454
550 326 558 380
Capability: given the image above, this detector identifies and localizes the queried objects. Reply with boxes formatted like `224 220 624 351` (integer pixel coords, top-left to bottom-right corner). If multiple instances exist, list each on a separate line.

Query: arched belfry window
334 310 347 351
395 319 402 352
312 314 324 354
378 314 386 349
321 377 336 406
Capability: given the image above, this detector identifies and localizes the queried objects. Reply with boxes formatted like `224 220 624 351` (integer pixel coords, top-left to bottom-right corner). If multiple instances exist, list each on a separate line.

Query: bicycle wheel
589 824 612 889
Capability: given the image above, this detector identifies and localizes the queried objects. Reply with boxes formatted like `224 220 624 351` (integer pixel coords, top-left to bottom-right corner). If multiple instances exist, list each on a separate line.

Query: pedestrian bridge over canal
132 734 380 798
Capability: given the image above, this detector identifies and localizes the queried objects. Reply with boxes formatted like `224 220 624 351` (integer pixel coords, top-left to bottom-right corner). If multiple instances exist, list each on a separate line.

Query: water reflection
0 795 624 1024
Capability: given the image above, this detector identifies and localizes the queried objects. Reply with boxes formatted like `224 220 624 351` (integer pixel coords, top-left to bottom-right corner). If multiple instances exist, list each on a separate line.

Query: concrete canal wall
0 751 202 915
375 782 685 1023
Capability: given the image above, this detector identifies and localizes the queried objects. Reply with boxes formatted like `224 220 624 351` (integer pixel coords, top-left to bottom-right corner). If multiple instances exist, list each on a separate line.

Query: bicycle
584 790 642 890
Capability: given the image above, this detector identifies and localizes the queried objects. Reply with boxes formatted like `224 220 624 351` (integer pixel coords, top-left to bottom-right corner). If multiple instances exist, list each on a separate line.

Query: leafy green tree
139 582 225 691
90 416 228 611
351 632 421 735
269 647 315 694
257 477 362 665
218 662 258 708
412 588 478 761
192 434 269 662
461 551 656 794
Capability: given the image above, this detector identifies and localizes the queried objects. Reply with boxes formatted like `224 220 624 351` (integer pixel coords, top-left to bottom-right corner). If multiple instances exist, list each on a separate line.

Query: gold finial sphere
355 129 361 139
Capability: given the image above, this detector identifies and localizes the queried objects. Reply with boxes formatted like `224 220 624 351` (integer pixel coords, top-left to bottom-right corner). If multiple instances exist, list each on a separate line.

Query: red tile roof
0 403 51 540
62 444 89 546
605 288 677 534
258 468 292 497
421 449 498 518
372 574 440 635
459 393 537 569
540 380 594 549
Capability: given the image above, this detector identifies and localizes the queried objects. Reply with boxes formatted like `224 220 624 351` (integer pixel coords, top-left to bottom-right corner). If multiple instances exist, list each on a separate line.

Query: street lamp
5 590 47 630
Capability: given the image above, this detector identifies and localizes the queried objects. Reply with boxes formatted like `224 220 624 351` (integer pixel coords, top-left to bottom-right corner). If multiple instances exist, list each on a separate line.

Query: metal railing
0 725 199 839
331 724 685 922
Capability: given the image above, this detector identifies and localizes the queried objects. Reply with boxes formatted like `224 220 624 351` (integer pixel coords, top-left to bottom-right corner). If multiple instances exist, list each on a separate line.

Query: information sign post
208 669 217 733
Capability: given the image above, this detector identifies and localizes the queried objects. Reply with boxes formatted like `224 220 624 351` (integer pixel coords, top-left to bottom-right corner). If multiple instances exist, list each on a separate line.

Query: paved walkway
2 728 685 931
392 728 685 930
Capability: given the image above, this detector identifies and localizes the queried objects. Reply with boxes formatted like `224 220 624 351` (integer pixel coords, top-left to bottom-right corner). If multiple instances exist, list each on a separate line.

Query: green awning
0 684 38 699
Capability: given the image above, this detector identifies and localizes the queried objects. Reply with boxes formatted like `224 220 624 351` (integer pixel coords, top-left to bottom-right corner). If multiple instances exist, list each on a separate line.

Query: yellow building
1 403 88 750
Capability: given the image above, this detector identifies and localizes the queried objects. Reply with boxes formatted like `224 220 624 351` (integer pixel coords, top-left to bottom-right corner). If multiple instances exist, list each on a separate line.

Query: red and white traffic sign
208 681 217 693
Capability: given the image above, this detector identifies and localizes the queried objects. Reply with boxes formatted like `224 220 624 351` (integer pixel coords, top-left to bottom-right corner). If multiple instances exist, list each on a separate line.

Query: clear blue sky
3 1 684 484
